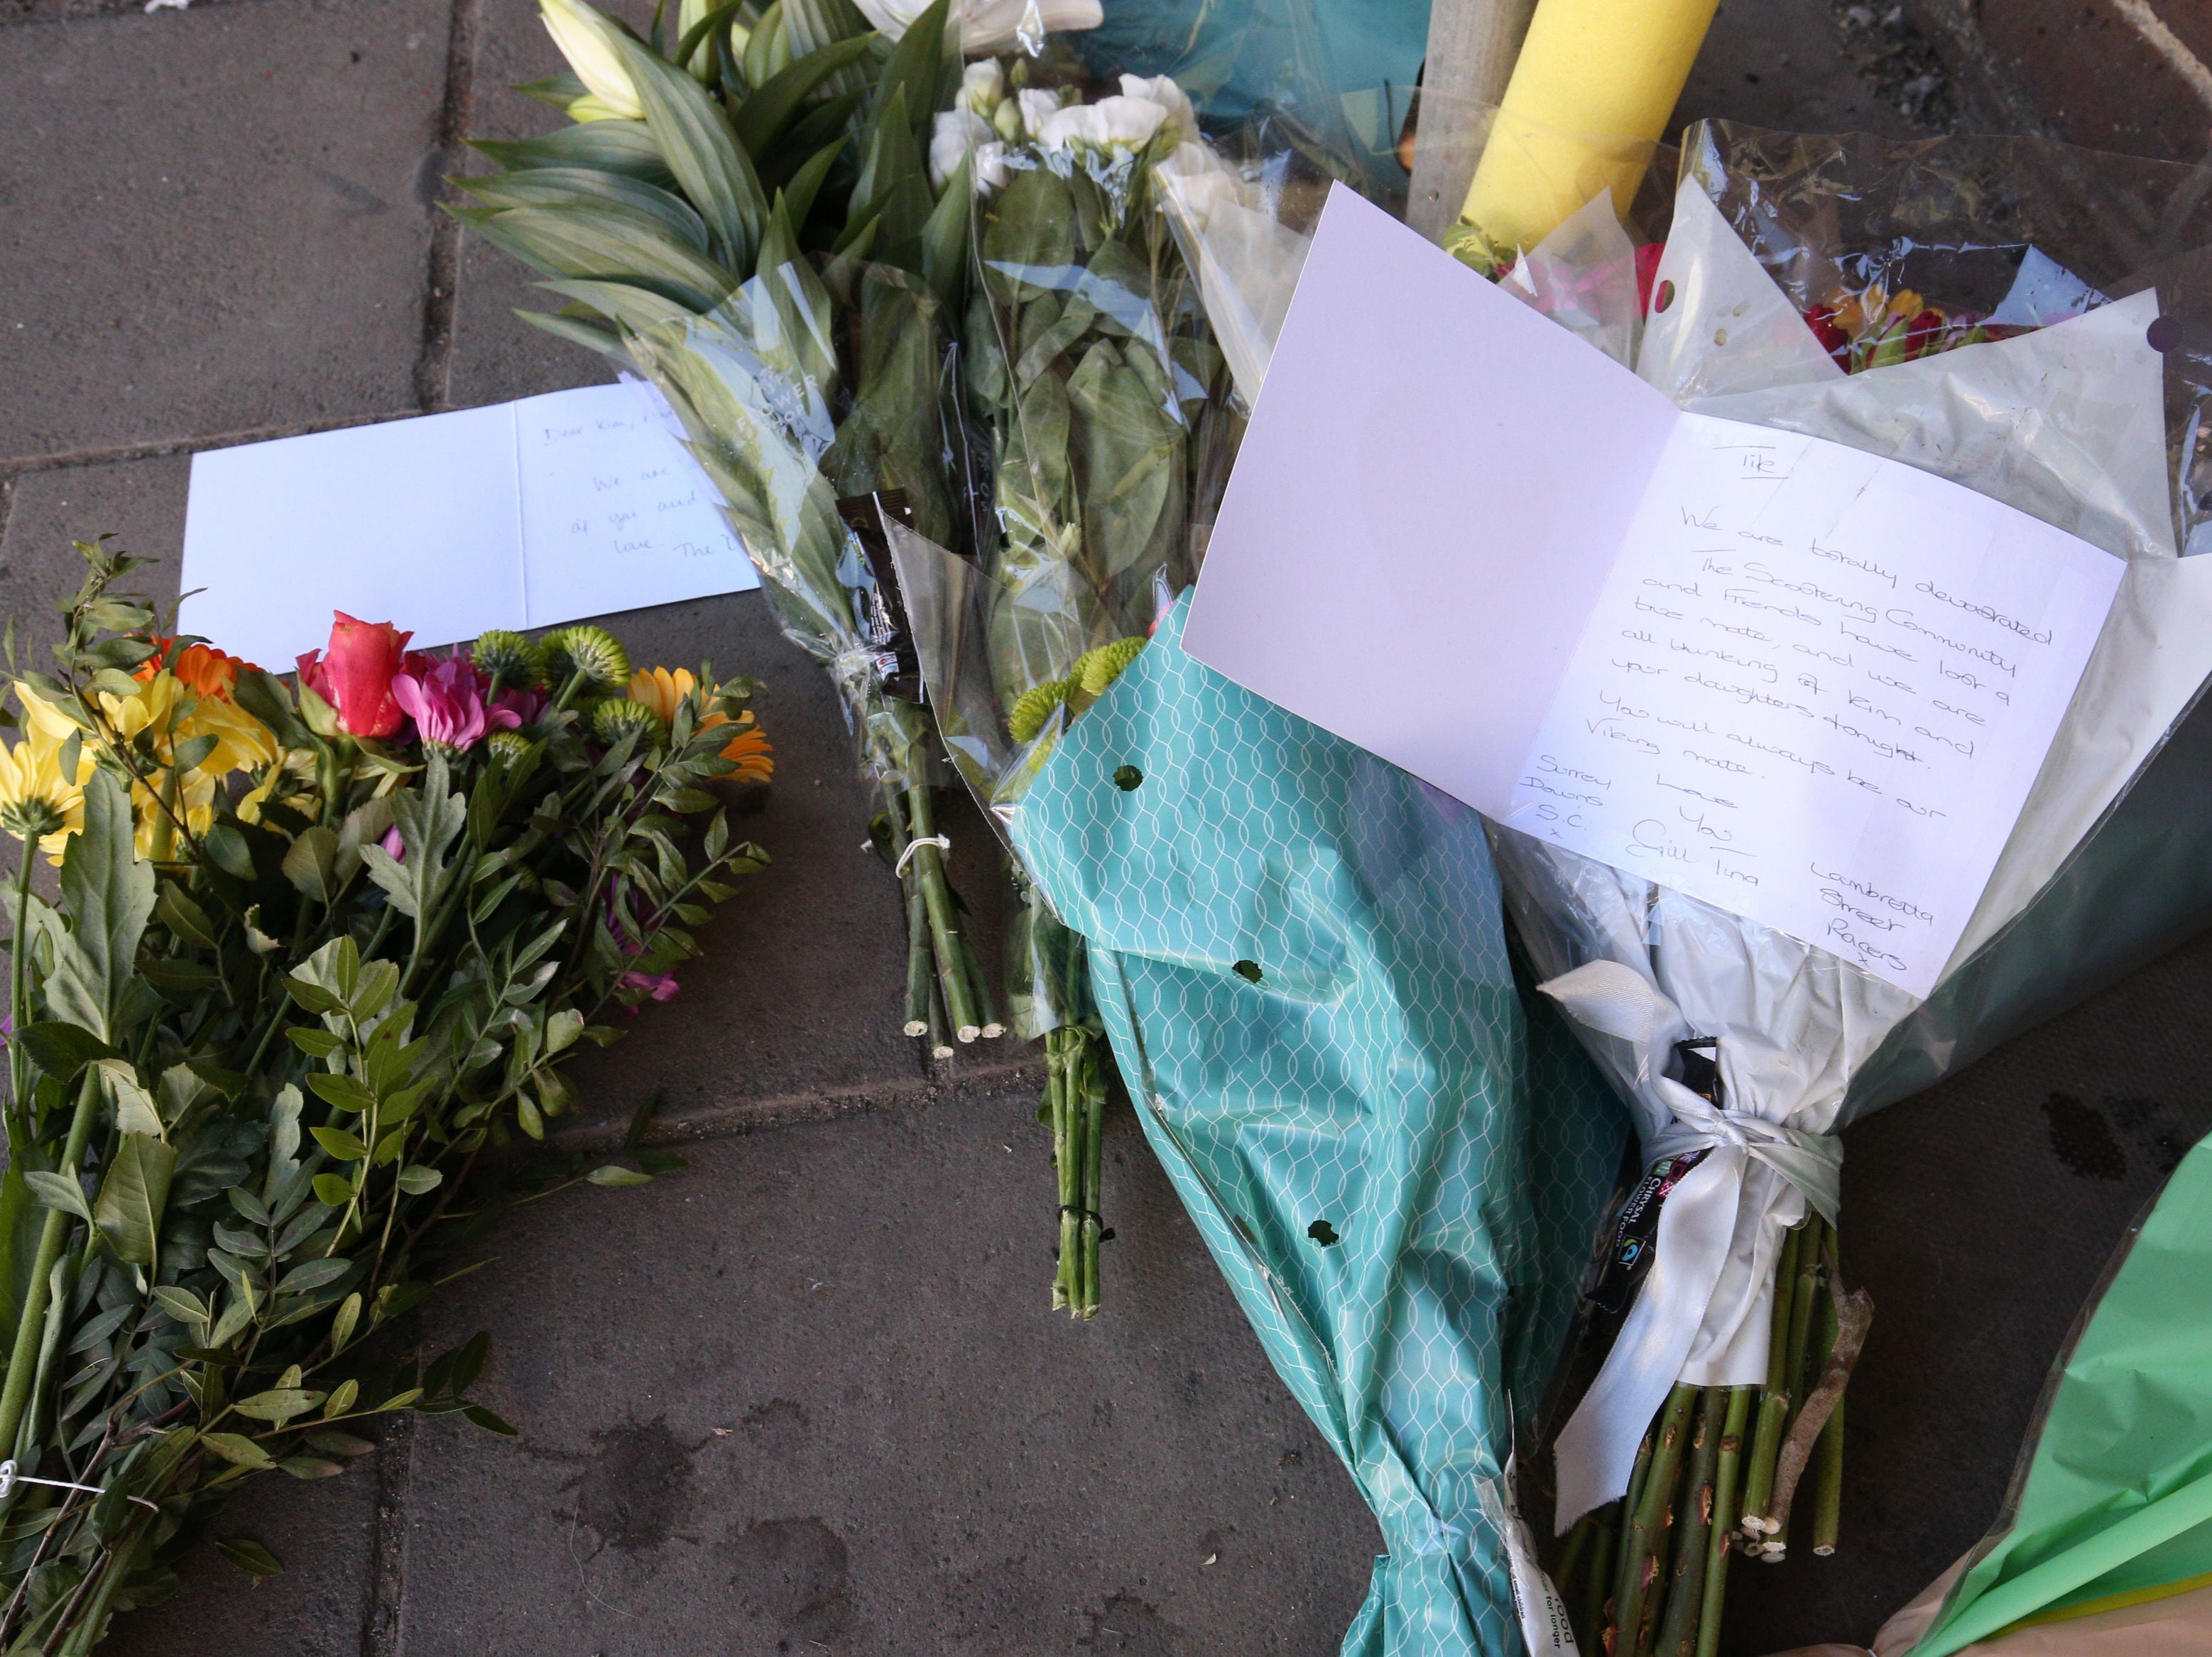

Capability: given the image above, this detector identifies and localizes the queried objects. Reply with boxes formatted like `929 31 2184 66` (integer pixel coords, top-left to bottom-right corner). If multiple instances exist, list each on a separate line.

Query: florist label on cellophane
1184 185 2123 999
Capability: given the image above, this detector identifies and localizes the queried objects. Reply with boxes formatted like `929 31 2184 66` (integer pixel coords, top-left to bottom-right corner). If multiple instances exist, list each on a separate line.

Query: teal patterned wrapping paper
1011 599 1628 1653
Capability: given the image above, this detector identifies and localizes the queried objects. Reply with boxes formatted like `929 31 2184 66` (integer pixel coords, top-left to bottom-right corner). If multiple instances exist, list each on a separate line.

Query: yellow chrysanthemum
237 749 320 826
101 672 280 777
0 729 93 864
132 768 216 864
628 668 773 778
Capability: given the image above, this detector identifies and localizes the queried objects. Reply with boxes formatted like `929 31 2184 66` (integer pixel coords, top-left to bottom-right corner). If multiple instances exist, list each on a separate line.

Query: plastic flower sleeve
1010 597 1630 1655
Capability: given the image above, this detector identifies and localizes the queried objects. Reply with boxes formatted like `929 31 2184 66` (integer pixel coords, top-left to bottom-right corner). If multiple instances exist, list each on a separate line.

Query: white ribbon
1540 960 1843 1531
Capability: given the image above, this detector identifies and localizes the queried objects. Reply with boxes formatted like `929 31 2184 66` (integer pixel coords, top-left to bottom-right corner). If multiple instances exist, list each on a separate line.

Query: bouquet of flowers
0 541 769 1651
879 58 1243 1315
1464 123 2212 1656
459 0 1001 1052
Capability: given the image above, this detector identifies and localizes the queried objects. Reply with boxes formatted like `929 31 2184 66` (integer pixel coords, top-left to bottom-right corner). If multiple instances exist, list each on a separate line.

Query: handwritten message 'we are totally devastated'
1185 185 2125 999
1508 415 2119 995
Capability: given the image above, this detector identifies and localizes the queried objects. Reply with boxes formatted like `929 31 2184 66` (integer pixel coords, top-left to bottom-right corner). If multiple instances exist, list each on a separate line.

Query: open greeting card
180 381 756 668
1184 186 2124 998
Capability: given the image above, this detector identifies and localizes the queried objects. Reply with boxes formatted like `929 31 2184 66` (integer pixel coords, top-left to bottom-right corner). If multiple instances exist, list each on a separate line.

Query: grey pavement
3 0 2207 1652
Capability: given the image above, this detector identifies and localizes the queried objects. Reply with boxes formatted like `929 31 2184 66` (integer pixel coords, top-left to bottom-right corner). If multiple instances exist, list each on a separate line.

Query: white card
180 383 756 668
1185 185 2125 998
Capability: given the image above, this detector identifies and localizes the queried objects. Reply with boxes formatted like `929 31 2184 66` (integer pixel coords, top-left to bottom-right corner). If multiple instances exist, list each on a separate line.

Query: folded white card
180 382 756 668
1184 185 2125 998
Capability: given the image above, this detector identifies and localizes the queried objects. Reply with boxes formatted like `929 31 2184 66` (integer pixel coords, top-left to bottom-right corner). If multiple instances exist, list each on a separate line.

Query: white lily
930 108 1013 194
540 0 645 120
852 0 1100 55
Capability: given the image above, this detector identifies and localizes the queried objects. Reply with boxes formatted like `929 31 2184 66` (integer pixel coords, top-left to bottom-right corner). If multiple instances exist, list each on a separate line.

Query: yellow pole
1454 0 1718 264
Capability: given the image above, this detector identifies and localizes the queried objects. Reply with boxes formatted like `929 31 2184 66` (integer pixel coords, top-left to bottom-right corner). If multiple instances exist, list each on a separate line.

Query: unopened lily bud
540 0 645 121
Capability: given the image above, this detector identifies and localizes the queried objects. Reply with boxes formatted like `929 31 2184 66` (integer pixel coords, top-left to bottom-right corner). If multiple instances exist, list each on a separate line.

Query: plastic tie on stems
893 834 952 877
0 1459 159 1512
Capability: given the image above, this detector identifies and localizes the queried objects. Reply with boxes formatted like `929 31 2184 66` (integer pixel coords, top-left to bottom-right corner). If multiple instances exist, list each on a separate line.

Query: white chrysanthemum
539 0 643 120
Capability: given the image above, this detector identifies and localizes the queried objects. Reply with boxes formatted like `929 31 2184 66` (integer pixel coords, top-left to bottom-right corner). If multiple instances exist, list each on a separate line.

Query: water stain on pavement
730 1516 851 1643
2044 1092 2126 1180
1083 1592 1177 1653
574 1418 693 1553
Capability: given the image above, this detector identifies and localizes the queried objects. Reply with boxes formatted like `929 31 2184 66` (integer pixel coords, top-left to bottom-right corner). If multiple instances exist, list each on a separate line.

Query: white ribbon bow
1540 960 1842 1531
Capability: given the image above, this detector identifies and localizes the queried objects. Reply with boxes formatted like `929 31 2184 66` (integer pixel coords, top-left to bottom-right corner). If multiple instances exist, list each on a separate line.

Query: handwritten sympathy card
180 382 756 667
1184 185 2123 998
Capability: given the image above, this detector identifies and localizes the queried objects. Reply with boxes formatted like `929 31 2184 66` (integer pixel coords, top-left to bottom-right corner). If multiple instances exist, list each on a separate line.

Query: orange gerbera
627 667 773 780
134 637 254 700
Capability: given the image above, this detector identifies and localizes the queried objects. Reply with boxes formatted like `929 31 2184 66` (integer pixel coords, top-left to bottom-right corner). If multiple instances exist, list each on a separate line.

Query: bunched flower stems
1045 1024 1106 1318
1553 1214 1871 1656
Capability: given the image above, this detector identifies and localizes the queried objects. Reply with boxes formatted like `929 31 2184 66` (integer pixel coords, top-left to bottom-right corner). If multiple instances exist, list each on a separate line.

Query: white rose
959 58 1004 116
930 108 996 190
1118 73 1197 146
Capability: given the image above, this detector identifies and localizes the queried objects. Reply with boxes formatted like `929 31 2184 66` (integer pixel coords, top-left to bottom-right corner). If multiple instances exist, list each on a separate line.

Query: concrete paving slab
0 0 450 467
1677 0 1942 139
0 455 191 629
398 1085 1379 1656
103 1441 383 1657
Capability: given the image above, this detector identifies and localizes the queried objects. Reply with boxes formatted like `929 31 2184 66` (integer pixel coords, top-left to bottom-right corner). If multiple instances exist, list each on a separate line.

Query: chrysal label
1481 1462 1580 1657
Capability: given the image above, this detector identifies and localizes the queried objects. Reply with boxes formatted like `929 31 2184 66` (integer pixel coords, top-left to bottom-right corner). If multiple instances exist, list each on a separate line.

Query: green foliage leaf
153 882 219 949
357 749 468 928
201 1433 277 1471
587 1164 653 1188
311 1173 354 1208
464 1403 520 1436
201 822 256 881
48 772 158 1045
281 825 341 904
152 1285 209 1329
215 1536 285 1575
394 1164 442 1195
14 1021 117 1083
232 1388 325 1423
274 1257 352 1296
92 1133 175 1268
305 1428 375 1457
310 1126 368 1163
307 1072 374 1116
277 1455 347 1479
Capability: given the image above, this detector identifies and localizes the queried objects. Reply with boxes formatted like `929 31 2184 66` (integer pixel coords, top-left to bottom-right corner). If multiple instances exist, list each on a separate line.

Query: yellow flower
0 729 92 864
131 768 216 863
237 749 320 826
14 681 80 746
628 666 694 725
628 668 774 779
101 672 279 777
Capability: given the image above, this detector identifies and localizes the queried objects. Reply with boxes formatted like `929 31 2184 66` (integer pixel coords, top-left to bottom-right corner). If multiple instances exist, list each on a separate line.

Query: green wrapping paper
1909 1129 2212 1656
1010 599 1628 1651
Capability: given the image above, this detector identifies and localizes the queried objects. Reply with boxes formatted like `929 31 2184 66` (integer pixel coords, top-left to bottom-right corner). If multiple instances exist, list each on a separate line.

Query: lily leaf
616 32 767 273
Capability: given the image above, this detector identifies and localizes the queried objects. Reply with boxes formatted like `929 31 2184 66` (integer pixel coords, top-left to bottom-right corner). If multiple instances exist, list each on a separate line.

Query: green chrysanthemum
473 629 544 687
593 696 664 748
1008 680 1069 744
541 625 632 692
485 729 537 766
1074 636 1145 697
